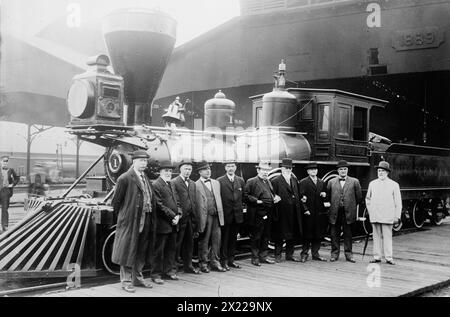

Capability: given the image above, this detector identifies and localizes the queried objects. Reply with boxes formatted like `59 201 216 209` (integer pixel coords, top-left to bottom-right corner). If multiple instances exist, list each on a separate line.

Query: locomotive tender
0 8 449 278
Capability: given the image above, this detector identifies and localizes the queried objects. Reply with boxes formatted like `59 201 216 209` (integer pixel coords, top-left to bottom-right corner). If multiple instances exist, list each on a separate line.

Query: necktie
339 178 346 182
204 179 211 183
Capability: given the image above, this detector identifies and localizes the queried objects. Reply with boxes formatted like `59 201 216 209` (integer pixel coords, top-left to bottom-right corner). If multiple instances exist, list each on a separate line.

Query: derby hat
336 160 349 169
280 157 293 168
256 160 272 170
131 150 149 160
196 160 211 171
178 161 194 169
158 161 174 171
305 162 318 170
375 161 391 172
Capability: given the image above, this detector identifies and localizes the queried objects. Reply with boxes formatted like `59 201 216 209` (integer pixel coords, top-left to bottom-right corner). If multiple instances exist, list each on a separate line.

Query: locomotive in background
1 8 449 278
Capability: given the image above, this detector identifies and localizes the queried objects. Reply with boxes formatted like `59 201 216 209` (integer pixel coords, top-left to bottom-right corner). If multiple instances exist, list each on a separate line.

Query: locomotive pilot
365 161 402 265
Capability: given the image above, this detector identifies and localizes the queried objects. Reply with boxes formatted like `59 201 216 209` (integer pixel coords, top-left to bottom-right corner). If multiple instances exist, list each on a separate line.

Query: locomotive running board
0 200 97 279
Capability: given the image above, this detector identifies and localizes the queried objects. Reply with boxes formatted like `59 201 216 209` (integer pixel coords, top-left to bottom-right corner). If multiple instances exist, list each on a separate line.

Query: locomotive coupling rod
60 153 105 199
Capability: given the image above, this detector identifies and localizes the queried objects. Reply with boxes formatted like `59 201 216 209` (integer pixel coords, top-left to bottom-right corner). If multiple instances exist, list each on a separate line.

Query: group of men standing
112 150 402 293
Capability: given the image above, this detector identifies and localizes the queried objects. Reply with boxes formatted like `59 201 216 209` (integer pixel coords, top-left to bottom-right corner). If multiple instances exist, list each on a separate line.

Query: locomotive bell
103 8 177 126
261 60 298 130
67 54 124 127
204 90 236 130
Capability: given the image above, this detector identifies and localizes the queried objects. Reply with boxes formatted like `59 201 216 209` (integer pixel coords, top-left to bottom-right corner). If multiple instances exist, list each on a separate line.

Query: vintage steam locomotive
0 8 449 278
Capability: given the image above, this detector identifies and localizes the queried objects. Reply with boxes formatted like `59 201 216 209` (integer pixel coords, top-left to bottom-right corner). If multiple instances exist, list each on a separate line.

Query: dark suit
217 174 245 265
0 167 20 231
172 175 197 270
151 177 180 278
299 176 327 259
327 176 362 259
271 174 303 259
112 168 156 285
244 176 274 261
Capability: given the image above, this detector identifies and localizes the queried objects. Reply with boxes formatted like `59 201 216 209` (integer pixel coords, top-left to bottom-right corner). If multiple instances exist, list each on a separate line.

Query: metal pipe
60 153 105 199
102 188 115 204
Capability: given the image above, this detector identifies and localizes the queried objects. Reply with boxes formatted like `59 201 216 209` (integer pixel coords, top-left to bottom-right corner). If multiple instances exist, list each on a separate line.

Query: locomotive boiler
1 8 449 278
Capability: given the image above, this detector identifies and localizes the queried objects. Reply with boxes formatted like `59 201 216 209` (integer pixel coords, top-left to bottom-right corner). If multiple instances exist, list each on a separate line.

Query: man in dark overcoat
270 158 303 262
112 150 156 293
172 161 200 274
244 161 280 266
151 161 181 284
298 162 328 262
217 161 245 270
327 160 362 263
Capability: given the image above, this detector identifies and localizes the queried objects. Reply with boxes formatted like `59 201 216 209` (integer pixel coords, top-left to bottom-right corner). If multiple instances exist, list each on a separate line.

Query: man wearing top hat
217 161 245 270
244 161 281 266
327 160 362 263
298 162 328 262
172 161 200 274
195 161 226 273
270 158 303 262
365 161 402 265
112 150 156 293
151 161 181 284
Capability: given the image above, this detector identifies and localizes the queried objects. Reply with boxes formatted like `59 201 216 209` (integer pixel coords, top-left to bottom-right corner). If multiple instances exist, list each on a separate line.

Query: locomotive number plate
392 27 444 51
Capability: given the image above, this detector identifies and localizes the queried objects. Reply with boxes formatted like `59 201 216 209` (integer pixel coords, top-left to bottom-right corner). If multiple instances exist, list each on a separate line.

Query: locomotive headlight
67 79 95 118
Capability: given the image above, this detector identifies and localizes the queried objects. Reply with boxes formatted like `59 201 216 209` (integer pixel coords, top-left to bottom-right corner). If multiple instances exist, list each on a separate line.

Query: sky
1 0 241 46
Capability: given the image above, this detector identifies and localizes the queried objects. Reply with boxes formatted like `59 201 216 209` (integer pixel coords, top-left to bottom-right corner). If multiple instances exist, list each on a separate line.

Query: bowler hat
336 160 349 169
281 158 293 168
196 160 211 171
179 161 193 169
256 160 272 170
305 162 318 170
158 161 174 171
375 161 391 172
131 150 149 160
223 160 238 166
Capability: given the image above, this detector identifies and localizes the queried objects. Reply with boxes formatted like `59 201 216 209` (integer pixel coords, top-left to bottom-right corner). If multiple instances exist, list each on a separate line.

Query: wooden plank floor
40 222 450 297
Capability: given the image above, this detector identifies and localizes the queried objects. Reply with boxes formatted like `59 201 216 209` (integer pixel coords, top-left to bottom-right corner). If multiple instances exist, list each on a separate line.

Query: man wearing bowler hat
270 158 303 262
217 161 245 270
195 161 226 273
299 162 328 262
244 161 281 266
365 161 402 265
0 155 20 233
151 161 181 284
327 160 362 263
112 150 156 293
172 161 200 274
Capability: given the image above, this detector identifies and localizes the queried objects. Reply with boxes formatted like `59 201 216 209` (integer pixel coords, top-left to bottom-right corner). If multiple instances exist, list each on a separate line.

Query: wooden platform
40 222 450 297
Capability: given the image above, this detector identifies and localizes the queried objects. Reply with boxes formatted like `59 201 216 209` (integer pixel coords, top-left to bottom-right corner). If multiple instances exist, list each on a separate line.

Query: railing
240 0 354 15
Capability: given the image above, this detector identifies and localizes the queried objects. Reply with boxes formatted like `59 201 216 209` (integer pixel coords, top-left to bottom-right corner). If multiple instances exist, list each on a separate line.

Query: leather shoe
300 257 307 263
346 257 356 263
122 284 136 293
286 257 301 262
251 259 261 266
386 260 396 265
370 259 381 263
200 266 210 273
260 258 276 264
134 281 153 288
211 265 227 272
312 256 327 262
228 262 241 269
152 278 164 285
184 266 201 274
330 257 338 262
223 264 230 271
163 273 179 280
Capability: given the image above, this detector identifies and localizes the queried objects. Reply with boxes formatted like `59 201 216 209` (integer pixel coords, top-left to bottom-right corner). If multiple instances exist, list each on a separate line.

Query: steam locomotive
1 8 449 278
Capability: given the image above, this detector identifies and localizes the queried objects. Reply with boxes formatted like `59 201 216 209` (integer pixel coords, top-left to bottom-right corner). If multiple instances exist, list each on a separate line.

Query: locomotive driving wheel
412 200 426 229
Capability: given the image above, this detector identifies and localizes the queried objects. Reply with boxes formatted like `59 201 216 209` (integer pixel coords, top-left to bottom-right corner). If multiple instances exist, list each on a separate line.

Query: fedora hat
178 161 193 169
375 161 391 172
131 150 149 160
305 162 318 170
196 160 211 171
158 161 174 171
336 160 349 169
256 160 272 170
280 157 293 168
